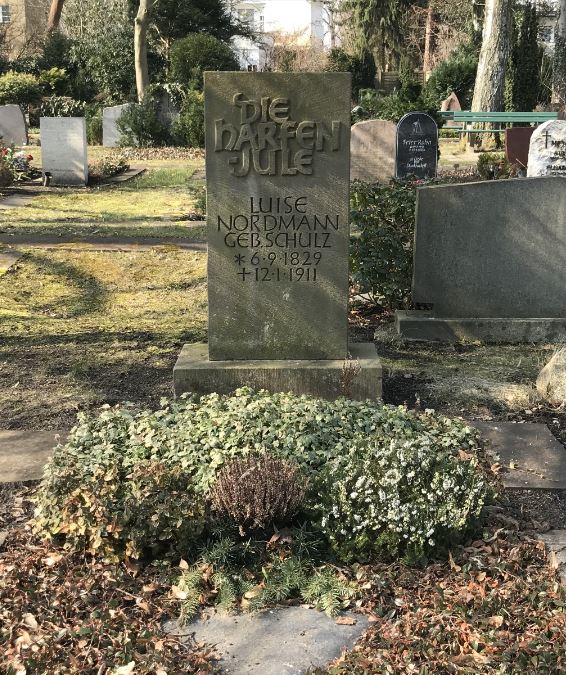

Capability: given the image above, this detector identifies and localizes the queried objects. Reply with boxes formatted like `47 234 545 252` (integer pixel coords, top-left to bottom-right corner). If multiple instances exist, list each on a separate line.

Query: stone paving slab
538 530 566 585
165 606 369 675
474 422 566 490
0 252 21 276
0 430 67 483
0 193 36 209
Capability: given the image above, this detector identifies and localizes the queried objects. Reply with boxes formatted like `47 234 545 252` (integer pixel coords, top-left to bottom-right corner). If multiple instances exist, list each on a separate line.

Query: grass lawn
0 162 206 240
0 248 207 429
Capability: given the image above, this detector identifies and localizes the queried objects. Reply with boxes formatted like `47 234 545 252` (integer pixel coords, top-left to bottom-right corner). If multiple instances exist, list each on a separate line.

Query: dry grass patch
0 248 207 429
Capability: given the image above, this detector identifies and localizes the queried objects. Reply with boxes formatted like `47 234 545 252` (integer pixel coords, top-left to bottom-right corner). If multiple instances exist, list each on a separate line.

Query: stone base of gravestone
173 343 382 401
0 104 27 146
396 312 566 343
40 117 88 186
103 104 130 147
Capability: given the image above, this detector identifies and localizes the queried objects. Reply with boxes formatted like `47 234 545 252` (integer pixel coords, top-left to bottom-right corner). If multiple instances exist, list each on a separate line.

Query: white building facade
231 0 335 71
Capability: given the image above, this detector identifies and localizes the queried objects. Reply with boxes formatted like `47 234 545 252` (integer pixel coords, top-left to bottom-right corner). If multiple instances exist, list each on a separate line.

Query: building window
538 25 554 44
0 5 11 23
238 8 255 26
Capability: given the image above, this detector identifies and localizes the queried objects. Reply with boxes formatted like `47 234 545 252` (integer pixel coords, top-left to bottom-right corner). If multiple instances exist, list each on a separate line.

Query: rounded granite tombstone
395 112 438 180
527 120 566 177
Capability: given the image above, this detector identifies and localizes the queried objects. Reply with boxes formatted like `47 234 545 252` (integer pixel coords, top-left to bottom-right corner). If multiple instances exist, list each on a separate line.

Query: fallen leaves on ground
322 524 566 674
0 530 214 674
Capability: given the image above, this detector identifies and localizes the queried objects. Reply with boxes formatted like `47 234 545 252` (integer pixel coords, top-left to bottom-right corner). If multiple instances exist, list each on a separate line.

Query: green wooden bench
440 111 559 134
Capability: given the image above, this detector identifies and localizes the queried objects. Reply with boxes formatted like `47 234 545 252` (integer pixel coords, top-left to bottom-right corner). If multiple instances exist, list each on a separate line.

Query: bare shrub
210 455 307 534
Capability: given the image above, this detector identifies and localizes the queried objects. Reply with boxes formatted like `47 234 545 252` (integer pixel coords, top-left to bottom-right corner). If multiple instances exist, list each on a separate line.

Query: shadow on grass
18 251 108 318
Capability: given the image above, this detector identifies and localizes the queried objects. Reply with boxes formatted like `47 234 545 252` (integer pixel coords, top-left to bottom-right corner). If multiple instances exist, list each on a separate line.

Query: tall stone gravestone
40 117 88 186
395 112 438 179
350 119 396 183
440 92 462 127
103 104 130 147
527 120 566 177
174 72 381 400
396 177 566 342
0 104 27 146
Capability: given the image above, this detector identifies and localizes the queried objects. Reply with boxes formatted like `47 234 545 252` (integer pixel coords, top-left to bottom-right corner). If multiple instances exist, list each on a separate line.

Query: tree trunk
552 0 566 106
135 0 152 102
47 0 65 31
471 0 512 111
423 3 435 80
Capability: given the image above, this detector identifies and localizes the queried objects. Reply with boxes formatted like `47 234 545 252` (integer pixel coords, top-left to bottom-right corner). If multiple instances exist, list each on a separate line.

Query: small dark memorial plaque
205 72 351 361
395 112 438 179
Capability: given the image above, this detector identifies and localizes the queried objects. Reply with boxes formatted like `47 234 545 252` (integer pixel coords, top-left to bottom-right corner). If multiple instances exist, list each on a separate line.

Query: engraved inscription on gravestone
527 120 566 177
395 112 438 180
205 72 351 361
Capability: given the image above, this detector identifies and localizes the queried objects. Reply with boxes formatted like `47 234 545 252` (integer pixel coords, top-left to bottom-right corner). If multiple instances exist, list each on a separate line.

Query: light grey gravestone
103 104 130 147
0 104 27 146
396 177 566 342
350 119 396 183
527 120 566 177
395 112 438 179
40 117 88 186
174 72 382 400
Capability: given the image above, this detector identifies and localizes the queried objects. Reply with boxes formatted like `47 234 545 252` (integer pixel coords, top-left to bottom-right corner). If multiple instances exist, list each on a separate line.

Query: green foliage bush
39 95 87 118
171 89 204 147
34 389 487 564
426 43 478 109
0 71 42 107
86 106 103 145
353 86 440 126
117 98 168 147
170 33 239 90
350 180 417 309
477 152 511 180
0 147 13 187
38 67 68 95
325 47 375 100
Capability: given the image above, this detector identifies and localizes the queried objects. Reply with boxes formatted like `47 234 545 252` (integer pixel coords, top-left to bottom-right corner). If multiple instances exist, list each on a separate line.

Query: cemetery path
0 234 207 251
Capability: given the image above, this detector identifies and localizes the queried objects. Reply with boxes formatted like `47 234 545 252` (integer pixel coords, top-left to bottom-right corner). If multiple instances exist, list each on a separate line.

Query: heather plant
211 455 307 534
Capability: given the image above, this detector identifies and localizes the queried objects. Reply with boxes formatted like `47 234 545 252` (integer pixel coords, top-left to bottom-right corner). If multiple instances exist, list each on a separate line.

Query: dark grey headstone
205 72 351 361
395 112 438 179
413 177 566 318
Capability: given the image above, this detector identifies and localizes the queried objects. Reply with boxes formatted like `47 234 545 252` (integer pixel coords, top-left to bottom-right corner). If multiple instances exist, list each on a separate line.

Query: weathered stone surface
102 104 130 147
0 104 27 146
165 606 369 675
395 112 438 179
527 120 566 177
537 348 566 406
505 126 534 170
473 422 566 490
0 430 67 483
440 92 462 128
396 312 566 343
350 119 395 183
174 342 382 400
205 72 351 360
40 117 88 186
411 177 566 319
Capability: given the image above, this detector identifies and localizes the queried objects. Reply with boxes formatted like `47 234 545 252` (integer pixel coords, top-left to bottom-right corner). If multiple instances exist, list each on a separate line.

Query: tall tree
134 0 153 101
471 0 513 111
505 2 541 112
553 0 566 105
338 0 413 71
47 0 65 30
